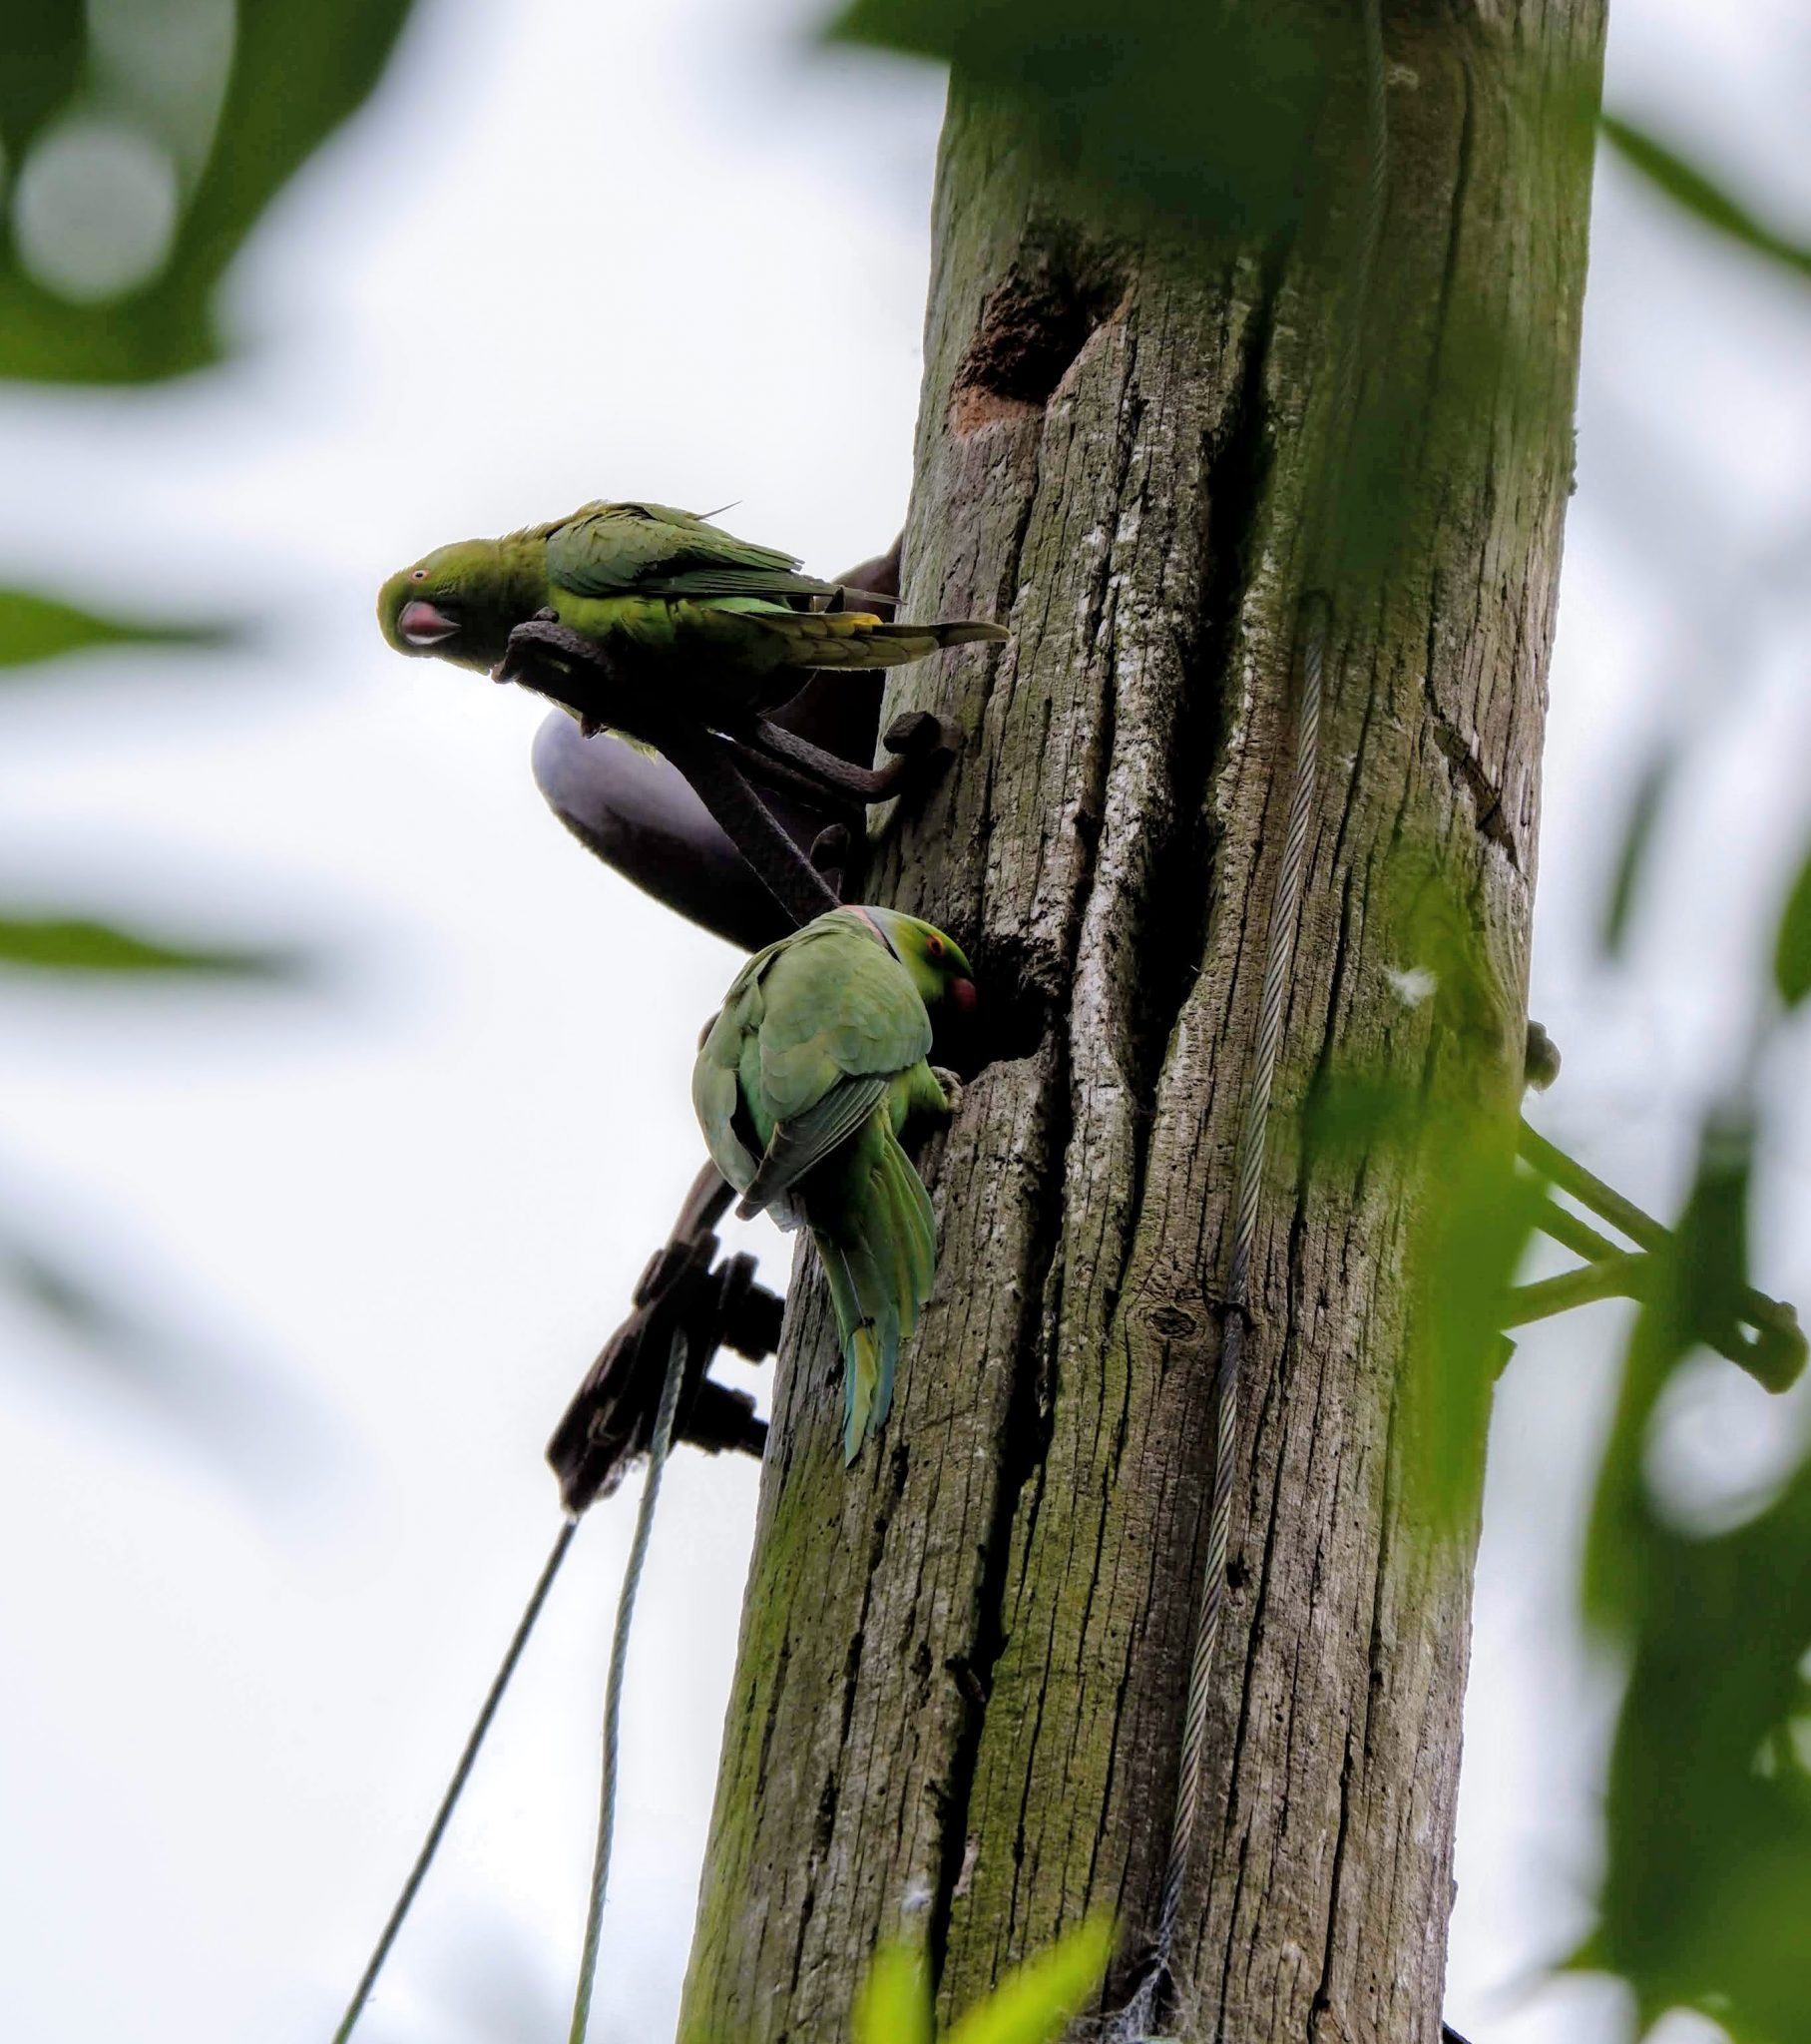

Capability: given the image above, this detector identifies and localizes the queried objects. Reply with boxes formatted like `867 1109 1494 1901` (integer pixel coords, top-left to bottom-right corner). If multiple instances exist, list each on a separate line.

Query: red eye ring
926 935 943 959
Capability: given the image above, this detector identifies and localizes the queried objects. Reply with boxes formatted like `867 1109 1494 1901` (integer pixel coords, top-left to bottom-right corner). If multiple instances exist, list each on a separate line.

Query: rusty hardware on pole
546 1163 787 1514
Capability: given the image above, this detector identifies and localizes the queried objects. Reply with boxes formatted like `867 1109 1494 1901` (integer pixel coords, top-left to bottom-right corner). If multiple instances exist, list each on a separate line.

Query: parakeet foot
930 1066 964 1115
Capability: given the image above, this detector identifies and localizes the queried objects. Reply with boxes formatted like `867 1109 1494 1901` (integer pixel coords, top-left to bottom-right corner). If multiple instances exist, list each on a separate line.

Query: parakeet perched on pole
376 500 1006 710
692 905 975 1460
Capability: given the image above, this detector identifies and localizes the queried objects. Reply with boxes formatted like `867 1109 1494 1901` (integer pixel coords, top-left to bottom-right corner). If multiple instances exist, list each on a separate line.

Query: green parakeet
693 905 975 1460
376 501 1006 718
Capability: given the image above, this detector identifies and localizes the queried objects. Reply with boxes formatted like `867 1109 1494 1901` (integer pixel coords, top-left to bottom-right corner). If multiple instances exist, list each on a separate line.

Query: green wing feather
753 915 932 1125
542 503 1007 679
741 613 1008 669
546 501 837 603
689 908 946 1460
738 1073 889 1218
812 1108 938 1458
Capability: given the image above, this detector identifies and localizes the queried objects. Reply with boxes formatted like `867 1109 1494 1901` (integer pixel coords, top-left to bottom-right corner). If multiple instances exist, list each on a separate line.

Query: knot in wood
1141 1301 1200 1341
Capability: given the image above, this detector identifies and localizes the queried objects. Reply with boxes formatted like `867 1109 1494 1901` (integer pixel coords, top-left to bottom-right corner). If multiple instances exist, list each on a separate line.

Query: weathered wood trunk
679 7 1603 2039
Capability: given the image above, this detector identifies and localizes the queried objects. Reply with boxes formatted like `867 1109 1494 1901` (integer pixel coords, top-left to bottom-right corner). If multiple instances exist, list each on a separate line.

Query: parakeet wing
739 1074 888 1215
756 920 932 1121
739 918 932 1211
547 502 847 603
692 952 776 1193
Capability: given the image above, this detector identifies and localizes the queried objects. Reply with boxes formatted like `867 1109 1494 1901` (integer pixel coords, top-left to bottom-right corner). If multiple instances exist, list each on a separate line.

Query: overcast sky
1 3 1807 2042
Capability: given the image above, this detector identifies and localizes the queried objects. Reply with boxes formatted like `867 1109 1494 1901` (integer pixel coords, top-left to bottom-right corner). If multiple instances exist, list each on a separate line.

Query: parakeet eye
925 935 944 960
410 569 427 581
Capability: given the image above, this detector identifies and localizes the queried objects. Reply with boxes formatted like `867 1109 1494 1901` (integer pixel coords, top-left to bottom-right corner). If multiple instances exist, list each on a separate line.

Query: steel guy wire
567 1326 689 2044
1112 2 1388 2033
329 1514 581 2044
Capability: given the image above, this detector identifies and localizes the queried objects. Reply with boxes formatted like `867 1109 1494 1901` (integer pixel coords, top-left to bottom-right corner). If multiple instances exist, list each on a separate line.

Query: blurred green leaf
1308 1065 1537 1541
1601 115 1811 284
945 1917 1114 2044
0 588 234 669
854 1944 935 2044
852 1921 1113 2044
1562 1100 1811 2040
2 1234 138 1345
0 0 86 166
827 0 1331 245
0 913 300 978
1773 837 1811 1009
1585 1112 1755 1627
0 1206 328 1492
0 0 419 382
1600 749 1676 958
1581 1383 1811 2042
1302 853 1540 1539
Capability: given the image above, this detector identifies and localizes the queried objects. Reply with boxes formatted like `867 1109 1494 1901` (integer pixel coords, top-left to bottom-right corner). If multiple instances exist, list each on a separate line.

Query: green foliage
1569 827 1811 2038
827 0 1332 246
0 914 298 979
0 0 419 383
946 1918 1115 2044
1308 1059 1536 1543
0 0 383 1413
1599 748 1675 958
1303 852 1538 1540
1601 115 1811 285
854 1920 1114 2044
1772 836 1811 1009
2 1232 137 1345
855 1944 936 2044
1575 1104 1811 2043
1585 1115 1757 1624
0 588 235 670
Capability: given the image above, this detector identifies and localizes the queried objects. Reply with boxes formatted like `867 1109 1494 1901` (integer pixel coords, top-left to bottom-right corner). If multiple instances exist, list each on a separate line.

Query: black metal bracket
546 1163 786 1514
496 614 952 930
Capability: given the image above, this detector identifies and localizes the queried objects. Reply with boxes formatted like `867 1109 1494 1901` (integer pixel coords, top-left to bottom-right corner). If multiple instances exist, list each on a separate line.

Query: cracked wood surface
679 7 1603 2039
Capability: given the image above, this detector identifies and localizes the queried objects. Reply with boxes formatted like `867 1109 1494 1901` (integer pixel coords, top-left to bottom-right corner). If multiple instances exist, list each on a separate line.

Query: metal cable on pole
329 1515 581 2044
1113 4 1387 2033
567 1326 690 2044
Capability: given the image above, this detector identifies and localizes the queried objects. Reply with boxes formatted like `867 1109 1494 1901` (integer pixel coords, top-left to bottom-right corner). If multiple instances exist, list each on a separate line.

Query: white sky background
0 2 1806 2041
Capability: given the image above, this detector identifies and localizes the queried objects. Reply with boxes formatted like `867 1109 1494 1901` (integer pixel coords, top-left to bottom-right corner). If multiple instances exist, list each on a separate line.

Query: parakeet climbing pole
679 6 1606 2038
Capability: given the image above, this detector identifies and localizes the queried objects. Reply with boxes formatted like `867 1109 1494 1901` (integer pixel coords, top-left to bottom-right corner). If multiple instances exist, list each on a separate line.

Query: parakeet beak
397 599 460 647
950 977 978 1014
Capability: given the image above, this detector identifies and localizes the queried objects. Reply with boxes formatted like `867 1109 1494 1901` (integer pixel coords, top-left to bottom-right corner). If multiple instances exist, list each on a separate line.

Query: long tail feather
809 1122 937 1461
751 613 1008 671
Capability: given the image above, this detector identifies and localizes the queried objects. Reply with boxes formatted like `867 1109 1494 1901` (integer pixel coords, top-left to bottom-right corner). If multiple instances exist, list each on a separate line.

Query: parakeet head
863 908 978 1018
377 536 545 675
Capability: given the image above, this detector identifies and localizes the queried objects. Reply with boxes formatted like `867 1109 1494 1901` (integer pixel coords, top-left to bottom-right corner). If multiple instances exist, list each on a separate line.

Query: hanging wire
567 1326 690 2044
1112 607 1329 2044
1112 2 1388 2034
330 1514 581 2044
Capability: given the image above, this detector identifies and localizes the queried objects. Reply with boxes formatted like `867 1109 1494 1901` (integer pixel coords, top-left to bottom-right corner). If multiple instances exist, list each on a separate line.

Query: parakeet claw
930 1066 964 1115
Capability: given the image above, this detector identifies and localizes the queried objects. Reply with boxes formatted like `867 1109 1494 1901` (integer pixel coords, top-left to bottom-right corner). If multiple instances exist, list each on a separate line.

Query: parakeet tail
810 1125 936 1461
751 612 1008 671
